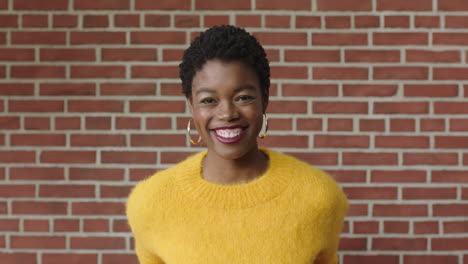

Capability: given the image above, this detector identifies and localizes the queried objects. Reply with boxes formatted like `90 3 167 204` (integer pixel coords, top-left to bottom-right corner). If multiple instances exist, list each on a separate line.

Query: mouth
210 125 248 144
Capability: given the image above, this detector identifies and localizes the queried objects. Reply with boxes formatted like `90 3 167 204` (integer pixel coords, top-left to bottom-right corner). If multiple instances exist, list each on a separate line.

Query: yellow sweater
126 148 348 264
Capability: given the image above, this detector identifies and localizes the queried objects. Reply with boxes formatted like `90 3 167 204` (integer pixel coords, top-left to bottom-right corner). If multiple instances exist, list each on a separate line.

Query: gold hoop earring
259 113 268 139
187 119 202 145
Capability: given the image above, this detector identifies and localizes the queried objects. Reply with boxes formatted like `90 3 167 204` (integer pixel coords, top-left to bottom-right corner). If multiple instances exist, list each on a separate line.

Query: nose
217 101 239 121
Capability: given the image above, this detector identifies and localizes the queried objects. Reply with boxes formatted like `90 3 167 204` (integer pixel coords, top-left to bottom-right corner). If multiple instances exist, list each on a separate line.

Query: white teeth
215 128 242 138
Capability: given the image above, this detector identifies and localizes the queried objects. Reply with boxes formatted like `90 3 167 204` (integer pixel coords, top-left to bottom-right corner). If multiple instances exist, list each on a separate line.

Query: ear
187 97 194 113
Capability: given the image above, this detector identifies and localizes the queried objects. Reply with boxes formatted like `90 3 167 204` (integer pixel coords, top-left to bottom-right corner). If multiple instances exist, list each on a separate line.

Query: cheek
191 109 211 131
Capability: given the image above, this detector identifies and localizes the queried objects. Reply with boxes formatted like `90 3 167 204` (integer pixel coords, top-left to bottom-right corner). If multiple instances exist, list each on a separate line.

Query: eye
200 97 216 104
236 95 256 102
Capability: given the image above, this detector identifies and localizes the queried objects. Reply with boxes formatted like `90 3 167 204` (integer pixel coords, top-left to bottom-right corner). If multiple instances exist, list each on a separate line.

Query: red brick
408 49 460 63
12 31 66 45
9 100 63 113
40 184 94 198
101 151 156 164
0 253 36 264
84 219 109 232
404 84 458 97
102 48 157 61
175 15 200 27
160 151 197 164
390 118 415 132
444 221 468 234
439 0 468 11
162 49 184 61
313 67 368 80
130 100 185 113
131 31 185 44
325 16 351 29
285 49 340 62
196 0 250 9
113 220 131 232
343 152 398 165
22 15 48 28
344 255 398 264
0 48 34 61
13 201 67 215
385 15 409 28
83 15 108 28
71 236 125 249
432 238 468 250
354 221 379 234
434 33 468 45
374 66 428 80
40 48 95 62
450 118 468 131
344 187 397 200
53 15 78 28
131 134 185 147
376 136 429 148
86 117 111 130
55 117 80 130
74 0 129 10
313 102 368 114
10 167 64 181
0 116 20 129
71 32 125 45
40 83 95 96
325 170 366 183
41 151 96 164
446 16 468 28
11 134 65 146
268 100 307 114
296 118 323 131
374 204 427 217
403 187 457 199
131 65 178 78
265 15 291 28
69 100 123 113
436 136 468 148
374 32 428 45
359 119 385 132
374 102 428 114
405 255 458 264
204 15 230 27
0 185 35 197
0 32 5 44
14 0 68 10
145 14 170 27
72 134 126 147
102 254 138 264
317 0 371 11
327 118 353 131
315 135 369 148
435 102 468 114
339 237 367 250
313 33 367 45
69 168 124 181
343 84 397 97
0 15 18 27
434 67 468 80
24 219 49 232
420 118 445 131
0 219 19 231
116 117 141 130
0 84 15 96
259 135 309 148
377 0 432 10
43 253 98 264
355 16 380 28
115 14 139 27
271 66 307 79
283 84 337 97
345 50 400 63
373 238 427 250
101 83 155 96
414 221 439 234
100 185 132 198
72 202 125 215
404 153 458 165
257 0 309 10
54 219 80 232
135 0 190 10
383 221 409 233
11 236 65 249
236 15 261 27
254 32 307 46
11 66 65 79
433 204 468 217
71 66 125 79
295 16 321 28
415 16 440 28
432 170 468 183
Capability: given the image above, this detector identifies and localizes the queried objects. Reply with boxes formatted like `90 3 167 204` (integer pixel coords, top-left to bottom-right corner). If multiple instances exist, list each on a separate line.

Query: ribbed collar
174 148 294 209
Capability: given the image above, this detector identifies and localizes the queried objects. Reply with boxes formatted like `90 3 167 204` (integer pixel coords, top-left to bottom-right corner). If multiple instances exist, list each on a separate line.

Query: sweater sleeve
315 185 349 264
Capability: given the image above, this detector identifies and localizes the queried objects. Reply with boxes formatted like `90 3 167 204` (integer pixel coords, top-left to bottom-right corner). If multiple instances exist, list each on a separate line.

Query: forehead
191 59 260 94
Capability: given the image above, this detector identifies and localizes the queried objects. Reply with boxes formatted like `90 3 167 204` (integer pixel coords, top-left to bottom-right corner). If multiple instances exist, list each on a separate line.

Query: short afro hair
179 25 270 99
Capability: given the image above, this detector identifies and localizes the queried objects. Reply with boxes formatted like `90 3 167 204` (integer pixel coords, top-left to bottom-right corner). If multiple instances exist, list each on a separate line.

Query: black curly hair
179 25 270 102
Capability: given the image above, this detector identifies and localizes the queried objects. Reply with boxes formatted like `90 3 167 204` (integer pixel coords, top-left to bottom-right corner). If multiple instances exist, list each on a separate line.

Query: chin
208 140 258 161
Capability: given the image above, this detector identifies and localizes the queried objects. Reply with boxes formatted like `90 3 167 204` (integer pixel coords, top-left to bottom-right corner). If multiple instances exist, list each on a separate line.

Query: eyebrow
194 85 257 96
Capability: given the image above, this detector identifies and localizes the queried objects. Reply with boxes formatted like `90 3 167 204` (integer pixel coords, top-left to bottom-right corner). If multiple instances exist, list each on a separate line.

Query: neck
202 148 269 185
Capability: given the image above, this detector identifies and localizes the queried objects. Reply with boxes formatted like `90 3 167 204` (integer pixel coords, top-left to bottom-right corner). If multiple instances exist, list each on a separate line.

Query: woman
126 25 348 264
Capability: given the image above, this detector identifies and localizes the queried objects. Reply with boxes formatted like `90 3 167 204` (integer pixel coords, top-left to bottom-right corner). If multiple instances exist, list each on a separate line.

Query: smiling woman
126 25 348 264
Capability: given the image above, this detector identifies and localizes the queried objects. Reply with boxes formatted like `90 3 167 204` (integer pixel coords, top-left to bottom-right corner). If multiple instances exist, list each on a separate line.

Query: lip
210 125 248 144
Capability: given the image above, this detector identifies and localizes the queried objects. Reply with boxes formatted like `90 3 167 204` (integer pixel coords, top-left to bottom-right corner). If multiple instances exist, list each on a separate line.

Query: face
188 59 267 160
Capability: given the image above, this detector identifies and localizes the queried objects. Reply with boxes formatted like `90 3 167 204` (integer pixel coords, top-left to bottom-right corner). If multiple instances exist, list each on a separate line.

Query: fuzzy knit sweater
126 148 348 264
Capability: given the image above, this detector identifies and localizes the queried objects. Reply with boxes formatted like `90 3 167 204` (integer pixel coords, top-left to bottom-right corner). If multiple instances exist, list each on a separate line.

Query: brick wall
1 0 468 263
